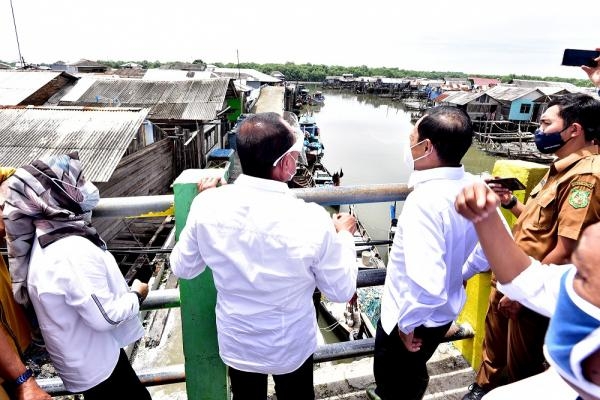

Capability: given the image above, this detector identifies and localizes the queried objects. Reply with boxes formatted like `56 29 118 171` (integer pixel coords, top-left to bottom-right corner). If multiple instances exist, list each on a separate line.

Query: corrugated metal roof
469 77 501 86
212 68 281 83
0 107 149 182
59 78 231 120
485 86 542 102
143 69 214 80
442 91 488 105
511 79 578 90
70 59 107 68
0 71 77 105
379 77 408 84
537 87 571 96
234 80 253 92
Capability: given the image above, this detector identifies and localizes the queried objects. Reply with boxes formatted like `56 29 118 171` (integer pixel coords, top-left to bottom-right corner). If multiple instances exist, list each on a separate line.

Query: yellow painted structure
455 159 549 369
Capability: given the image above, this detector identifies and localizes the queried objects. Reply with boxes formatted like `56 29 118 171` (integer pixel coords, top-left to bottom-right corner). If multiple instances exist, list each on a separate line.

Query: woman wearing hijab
1 153 151 399
0 167 50 400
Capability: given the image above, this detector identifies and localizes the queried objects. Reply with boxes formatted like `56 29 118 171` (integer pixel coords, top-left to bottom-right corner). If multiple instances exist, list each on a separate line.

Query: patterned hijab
0 152 105 306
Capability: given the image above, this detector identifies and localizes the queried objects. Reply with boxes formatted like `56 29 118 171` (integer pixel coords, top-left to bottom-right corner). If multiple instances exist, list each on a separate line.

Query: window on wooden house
519 104 531 113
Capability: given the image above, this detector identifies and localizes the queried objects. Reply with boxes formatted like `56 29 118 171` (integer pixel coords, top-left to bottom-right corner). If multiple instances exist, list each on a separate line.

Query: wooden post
173 170 229 400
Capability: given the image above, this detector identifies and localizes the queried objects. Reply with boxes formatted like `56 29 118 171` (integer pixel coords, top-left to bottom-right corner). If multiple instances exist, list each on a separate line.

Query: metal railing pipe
37 328 474 395
93 194 174 218
314 338 375 363
92 184 411 218
356 268 387 288
292 183 411 206
140 269 387 311
141 288 180 310
37 364 187 396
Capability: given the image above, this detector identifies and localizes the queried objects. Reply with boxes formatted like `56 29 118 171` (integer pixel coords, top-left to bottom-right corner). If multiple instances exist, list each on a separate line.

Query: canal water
308 87 499 261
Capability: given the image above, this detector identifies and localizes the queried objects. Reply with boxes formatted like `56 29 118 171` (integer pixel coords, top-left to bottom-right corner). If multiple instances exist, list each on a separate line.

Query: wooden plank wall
93 138 176 243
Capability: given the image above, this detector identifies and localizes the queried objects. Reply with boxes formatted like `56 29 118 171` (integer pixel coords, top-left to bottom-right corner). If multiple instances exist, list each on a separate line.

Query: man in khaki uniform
463 92 600 400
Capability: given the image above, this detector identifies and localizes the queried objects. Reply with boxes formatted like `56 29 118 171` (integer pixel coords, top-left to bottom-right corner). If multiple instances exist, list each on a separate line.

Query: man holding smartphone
463 87 600 398
582 47 600 96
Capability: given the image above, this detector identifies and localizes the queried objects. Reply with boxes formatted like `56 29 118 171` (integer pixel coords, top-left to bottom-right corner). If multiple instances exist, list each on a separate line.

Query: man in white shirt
369 106 489 400
455 181 600 400
170 112 358 400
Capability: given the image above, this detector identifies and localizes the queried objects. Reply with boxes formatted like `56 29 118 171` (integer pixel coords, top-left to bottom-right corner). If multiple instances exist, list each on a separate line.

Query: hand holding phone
486 177 526 191
580 48 600 88
562 49 600 68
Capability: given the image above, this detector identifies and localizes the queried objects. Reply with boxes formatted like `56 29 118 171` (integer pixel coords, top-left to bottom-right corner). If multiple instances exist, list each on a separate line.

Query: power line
9 0 25 66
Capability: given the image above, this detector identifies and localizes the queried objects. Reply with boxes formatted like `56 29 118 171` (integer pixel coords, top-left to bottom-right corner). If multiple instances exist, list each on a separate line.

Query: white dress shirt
170 174 357 374
28 235 144 392
381 166 489 334
497 259 568 318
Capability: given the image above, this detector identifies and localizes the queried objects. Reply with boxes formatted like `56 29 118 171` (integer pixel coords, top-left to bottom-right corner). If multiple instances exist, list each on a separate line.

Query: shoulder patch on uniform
570 180 594 189
569 187 591 209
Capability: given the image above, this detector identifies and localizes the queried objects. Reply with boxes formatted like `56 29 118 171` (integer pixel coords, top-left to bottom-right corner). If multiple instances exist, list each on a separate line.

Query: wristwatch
501 195 518 210
14 367 33 386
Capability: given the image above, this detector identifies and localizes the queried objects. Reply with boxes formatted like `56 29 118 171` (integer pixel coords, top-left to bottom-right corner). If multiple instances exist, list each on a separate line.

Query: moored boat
319 207 384 341
318 295 376 341
300 114 324 165
309 91 325 106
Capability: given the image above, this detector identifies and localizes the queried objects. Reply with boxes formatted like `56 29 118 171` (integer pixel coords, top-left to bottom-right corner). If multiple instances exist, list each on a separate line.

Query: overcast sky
1 0 597 80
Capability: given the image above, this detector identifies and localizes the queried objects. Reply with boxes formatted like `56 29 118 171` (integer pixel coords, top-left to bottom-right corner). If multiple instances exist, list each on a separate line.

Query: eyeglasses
272 136 304 167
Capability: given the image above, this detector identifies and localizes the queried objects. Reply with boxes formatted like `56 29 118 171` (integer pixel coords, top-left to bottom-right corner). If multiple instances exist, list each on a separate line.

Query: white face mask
31 165 100 212
402 139 430 171
280 152 297 182
78 181 100 212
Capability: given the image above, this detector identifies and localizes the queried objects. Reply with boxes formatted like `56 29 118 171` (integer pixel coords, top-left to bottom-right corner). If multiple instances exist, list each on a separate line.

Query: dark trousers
82 349 151 400
228 355 315 400
373 320 451 400
475 286 549 390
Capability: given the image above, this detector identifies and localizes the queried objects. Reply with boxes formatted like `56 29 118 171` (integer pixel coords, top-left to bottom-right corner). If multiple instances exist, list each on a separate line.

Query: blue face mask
545 270 600 399
534 125 570 154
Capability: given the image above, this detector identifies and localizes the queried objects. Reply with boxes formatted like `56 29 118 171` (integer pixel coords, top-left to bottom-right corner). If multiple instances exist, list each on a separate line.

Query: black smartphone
486 177 526 191
561 49 600 68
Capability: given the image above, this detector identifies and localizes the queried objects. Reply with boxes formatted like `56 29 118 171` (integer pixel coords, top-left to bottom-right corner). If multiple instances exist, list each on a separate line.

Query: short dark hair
236 112 295 178
417 106 473 166
548 93 600 142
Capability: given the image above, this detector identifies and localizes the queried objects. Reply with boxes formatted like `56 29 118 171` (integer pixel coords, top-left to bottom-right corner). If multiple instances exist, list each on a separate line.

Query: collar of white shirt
407 165 466 188
235 174 292 194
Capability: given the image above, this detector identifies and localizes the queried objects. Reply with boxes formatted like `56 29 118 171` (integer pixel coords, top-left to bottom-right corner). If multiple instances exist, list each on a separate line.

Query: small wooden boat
288 164 315 189
318 295 376 341
319 207 384 341
403 99 427 111
300 115 324 165
309 91 325 106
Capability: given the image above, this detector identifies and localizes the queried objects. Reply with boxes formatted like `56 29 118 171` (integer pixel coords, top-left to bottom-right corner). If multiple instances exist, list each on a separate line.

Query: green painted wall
227 98 242 122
